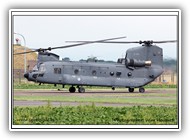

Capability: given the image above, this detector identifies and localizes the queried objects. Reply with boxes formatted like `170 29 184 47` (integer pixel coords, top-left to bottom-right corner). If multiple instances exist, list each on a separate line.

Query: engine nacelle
125 58 151 67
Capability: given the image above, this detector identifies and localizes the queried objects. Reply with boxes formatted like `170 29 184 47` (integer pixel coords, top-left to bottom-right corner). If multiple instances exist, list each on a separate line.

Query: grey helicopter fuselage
24 44 164 92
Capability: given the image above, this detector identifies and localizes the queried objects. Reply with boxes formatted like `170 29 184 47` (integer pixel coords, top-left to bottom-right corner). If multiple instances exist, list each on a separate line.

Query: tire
69 86 76 93
139 87 145 93
128 87 134 92
78 87 85 93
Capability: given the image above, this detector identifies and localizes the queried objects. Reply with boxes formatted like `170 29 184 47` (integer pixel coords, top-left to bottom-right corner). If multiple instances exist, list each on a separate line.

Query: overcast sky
13 11 178 61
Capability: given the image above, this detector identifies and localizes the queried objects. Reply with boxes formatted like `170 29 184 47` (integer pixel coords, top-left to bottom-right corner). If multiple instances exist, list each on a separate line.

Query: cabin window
116 72 121 77
92 70 97 76
54 68 61 74
74 69 79 74
128 72 132 77
110 72 114 76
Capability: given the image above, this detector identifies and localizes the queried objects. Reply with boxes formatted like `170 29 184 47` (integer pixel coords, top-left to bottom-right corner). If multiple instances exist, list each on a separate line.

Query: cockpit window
32 65 38 72
39 64 46 72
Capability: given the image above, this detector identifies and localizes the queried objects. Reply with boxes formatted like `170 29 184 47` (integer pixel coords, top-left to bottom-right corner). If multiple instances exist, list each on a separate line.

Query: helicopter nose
24 72 29 79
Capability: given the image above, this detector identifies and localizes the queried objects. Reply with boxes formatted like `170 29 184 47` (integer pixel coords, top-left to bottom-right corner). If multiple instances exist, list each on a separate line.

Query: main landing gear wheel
78 87 85 93
128 87 134 93
69 86 76 93
139 87 145 93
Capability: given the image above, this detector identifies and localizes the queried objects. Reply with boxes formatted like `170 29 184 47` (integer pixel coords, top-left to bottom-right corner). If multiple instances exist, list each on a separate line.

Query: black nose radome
24 73 29 79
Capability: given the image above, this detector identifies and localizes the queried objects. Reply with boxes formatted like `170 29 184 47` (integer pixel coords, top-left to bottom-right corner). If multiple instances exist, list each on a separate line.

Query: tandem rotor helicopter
14 36 176 93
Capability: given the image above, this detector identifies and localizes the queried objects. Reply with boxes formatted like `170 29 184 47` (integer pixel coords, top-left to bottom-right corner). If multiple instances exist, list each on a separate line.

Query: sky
13 11 178 61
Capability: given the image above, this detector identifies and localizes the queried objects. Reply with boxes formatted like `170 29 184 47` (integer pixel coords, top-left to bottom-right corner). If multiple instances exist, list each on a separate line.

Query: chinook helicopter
14 37 176 93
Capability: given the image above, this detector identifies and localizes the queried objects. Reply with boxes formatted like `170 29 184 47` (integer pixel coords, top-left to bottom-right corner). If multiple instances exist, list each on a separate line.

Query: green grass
13 83 177 89
14 83 63 89
13 105 178 125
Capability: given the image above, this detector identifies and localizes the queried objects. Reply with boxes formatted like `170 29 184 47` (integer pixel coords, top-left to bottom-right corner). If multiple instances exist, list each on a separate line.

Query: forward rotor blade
14 50 37 55
13 36 126 55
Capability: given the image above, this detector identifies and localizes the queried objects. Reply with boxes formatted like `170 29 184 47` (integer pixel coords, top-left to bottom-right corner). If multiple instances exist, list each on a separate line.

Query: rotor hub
139 40 153 46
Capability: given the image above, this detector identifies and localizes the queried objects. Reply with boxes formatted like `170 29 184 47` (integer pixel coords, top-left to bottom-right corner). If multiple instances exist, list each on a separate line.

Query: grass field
13 84 178 125
13 105 177 125
13 83 177 89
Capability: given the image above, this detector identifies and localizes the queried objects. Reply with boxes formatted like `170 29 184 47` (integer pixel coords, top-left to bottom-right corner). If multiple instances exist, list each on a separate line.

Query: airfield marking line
14 100 175 107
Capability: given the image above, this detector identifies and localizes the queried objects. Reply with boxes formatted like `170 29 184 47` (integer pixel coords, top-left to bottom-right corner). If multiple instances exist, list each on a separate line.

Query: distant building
28 60 37 71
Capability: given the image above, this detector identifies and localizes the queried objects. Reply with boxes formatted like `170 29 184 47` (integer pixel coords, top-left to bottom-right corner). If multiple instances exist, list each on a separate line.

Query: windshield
32 65 38 72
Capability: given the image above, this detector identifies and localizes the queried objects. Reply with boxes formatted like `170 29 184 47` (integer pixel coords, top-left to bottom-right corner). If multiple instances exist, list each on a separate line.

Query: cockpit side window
39 64 46 72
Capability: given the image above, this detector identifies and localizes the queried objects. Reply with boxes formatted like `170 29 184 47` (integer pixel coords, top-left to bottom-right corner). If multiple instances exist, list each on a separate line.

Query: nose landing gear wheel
139 87 145 93
69 86 76 93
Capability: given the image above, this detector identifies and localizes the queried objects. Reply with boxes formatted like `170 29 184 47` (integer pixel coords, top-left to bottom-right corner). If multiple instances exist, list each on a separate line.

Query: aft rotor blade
50 36 126 50
66 40 177 44
66 41 139 44
152 40 177 43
